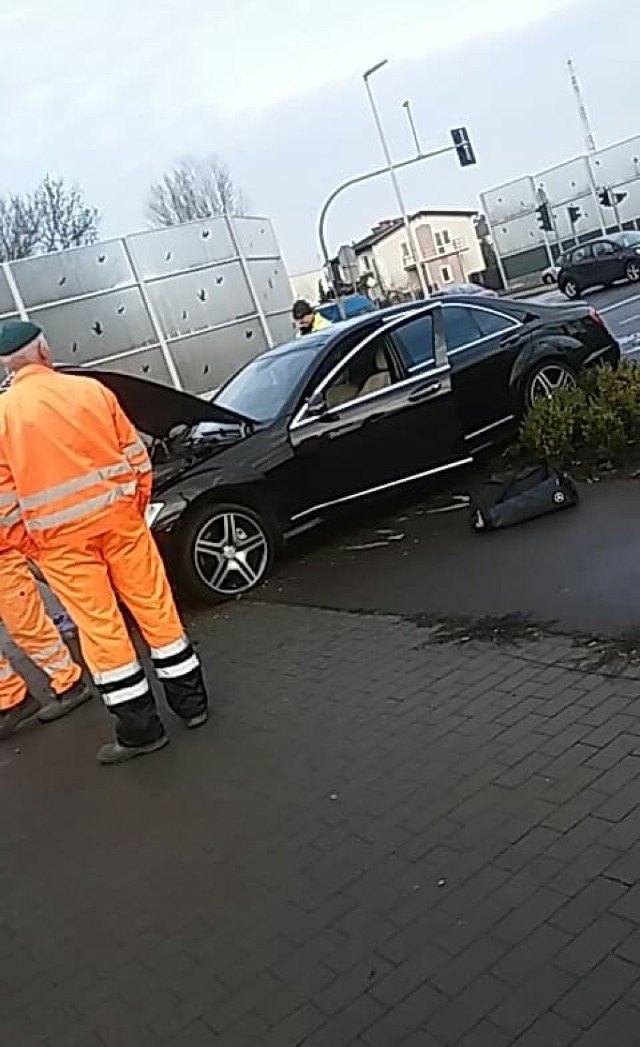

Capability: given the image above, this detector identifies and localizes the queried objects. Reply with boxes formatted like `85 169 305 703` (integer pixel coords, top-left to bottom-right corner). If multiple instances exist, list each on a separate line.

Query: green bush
518 361 640 469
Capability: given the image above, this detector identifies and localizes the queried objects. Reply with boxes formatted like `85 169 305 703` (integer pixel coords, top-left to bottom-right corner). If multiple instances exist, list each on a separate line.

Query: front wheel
178 502 277 603
525 360 577 410
561 279 580 299
626 261 640 283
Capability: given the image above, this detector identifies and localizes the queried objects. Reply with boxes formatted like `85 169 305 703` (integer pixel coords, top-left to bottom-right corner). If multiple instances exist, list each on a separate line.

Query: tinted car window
472 308 518 339
571 245 592 262
593 241 615 257
442 306 484 351
216 338 330 422
392 314 435 367
323 336 395 408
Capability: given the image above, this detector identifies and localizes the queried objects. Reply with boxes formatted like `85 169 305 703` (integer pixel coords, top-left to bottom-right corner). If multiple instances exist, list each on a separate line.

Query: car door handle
408 380 442 402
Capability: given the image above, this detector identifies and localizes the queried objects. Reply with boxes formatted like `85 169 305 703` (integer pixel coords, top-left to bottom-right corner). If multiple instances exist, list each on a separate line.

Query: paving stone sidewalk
3 601 640 1047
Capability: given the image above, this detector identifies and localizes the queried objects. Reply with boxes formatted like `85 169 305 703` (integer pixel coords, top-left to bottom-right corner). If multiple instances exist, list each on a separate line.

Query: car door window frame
290 304 448 429
593 241 616 258
407 303 521 370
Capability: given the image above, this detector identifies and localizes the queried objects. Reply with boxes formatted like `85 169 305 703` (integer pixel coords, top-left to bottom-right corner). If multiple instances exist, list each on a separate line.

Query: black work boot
38 680 93 723
97 735 169 766
185 710 209 729
0 694 41 740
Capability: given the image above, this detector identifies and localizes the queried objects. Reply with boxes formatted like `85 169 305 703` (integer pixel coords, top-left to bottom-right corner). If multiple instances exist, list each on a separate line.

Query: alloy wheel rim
193 510 269 595
529 364 576 405
628 263 640 281
565 281 577 297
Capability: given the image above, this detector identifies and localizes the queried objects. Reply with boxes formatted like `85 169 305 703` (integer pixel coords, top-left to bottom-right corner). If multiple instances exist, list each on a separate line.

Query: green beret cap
0 320 42 357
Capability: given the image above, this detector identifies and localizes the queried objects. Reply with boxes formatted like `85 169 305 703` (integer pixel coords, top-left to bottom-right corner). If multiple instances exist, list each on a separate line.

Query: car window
593 241 615 257
391 314 435 368
571 245 592 263
472 308 518 339
216 341 328 422
323 336 396 409
442 306 484 351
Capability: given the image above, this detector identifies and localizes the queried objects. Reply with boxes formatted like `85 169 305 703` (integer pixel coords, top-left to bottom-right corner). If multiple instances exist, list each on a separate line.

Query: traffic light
536 202 553 232
450 127 476 167
567 205 581 225
599 187 628 207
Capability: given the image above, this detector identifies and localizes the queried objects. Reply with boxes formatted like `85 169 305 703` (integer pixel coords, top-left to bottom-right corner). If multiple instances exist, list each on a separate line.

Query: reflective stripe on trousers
150 635 200 680
0 549 81 698
94 660 151 707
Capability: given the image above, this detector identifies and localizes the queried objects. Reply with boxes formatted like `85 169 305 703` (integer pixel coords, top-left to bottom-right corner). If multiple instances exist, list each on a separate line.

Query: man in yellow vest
292 300 332 336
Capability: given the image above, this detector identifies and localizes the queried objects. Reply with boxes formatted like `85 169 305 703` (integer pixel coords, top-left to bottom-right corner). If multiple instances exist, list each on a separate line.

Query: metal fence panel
127 218 236 279
170 321 270 394
9 241 134 308
0 268 17 317
248 259 296 316
90 347 173 384
147 262 255 337
230 216 280 259
1 215 293 392
34 287 157 361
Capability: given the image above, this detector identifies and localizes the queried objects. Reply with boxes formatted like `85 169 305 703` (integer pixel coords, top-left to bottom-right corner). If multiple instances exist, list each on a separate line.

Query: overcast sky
1 0 639 272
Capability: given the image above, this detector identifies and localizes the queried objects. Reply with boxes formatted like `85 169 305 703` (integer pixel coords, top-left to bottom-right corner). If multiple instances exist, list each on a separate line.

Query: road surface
536 282 640 347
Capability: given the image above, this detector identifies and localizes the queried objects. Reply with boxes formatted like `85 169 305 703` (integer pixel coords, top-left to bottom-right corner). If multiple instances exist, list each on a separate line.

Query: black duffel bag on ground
470 463 579 532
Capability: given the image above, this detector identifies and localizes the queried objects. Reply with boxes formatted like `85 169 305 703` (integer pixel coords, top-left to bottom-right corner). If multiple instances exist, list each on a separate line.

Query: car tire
177 501 277 604
625 261 640 283
542 274 555 285
524 359 577 411
561 279 580 299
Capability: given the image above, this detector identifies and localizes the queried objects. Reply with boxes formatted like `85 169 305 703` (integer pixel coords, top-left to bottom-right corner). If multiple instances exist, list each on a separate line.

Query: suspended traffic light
450 127 476 168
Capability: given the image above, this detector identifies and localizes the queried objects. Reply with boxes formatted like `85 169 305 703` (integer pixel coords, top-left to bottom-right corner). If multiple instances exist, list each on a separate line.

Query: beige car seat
325 378 359 409
359 347 392 397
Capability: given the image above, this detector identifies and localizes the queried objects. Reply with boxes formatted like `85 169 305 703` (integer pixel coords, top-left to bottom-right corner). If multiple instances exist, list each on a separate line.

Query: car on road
542 263 560 285
316 294 376 322
78 295 619 603
558 232 640 298
432 282 498 298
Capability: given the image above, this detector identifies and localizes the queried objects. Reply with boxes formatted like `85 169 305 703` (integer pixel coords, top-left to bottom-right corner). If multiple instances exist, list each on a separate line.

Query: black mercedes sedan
80 295 619 603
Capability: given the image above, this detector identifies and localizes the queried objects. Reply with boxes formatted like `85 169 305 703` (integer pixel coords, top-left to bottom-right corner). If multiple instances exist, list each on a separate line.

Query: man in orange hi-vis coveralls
0 320 209 765
0 547 91 739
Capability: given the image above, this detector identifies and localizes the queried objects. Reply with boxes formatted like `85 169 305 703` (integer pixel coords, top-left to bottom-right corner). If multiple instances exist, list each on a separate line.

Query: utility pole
402 100 422 157
363 60 429 299
567 58 597 155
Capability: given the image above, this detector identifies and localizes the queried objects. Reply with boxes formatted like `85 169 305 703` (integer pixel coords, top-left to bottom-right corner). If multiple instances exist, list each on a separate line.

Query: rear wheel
626 261 640 283
178 502 277 603
525 360 577 410
561 279 580 299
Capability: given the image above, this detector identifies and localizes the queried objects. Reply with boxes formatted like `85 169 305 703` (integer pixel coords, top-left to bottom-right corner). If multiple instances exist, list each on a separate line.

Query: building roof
354 209 478 253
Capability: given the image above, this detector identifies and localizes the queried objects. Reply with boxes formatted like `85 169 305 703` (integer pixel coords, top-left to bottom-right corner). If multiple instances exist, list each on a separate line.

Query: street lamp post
363 60 429 299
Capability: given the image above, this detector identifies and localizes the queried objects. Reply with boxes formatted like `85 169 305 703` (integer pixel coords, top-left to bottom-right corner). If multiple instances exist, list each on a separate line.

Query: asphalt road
258 475 640 640
536 281 640 346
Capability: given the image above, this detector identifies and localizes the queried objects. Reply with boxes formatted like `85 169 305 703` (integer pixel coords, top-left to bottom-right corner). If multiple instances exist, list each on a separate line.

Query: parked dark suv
558 231 640 298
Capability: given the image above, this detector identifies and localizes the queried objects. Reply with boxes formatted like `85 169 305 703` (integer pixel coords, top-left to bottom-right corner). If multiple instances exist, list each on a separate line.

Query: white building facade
355 209 485 299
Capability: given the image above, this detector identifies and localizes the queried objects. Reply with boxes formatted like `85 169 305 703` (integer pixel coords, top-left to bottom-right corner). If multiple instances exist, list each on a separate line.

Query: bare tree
0 175 100 261
0 193 41 261
35 175 100 252
147 155 249 227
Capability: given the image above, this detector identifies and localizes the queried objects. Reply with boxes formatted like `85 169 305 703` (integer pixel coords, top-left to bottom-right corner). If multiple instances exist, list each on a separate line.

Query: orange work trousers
0 548 81 710
37 508 206 746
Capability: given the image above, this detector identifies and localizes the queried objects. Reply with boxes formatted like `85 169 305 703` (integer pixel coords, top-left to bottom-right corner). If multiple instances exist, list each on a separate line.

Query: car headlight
145 501 165 528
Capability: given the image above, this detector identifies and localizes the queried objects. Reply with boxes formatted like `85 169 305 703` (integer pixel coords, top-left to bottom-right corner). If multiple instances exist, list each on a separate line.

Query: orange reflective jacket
0 365 152 552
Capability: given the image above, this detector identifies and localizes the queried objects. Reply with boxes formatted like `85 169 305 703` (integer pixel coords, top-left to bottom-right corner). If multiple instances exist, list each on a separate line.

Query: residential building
354 209 485 299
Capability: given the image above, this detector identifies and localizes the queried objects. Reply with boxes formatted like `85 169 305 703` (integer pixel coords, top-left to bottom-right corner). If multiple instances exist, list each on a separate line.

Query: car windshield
215 333 332 422
613 231 640 248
